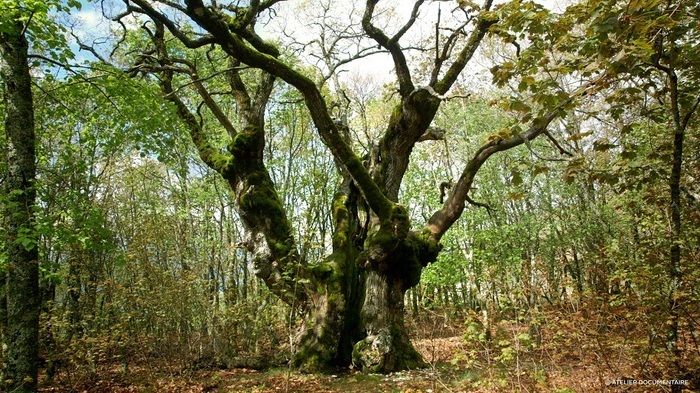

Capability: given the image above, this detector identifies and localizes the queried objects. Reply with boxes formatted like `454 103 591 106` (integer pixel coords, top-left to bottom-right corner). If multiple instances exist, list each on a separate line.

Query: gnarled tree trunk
352 271 424 371
294 184 365 371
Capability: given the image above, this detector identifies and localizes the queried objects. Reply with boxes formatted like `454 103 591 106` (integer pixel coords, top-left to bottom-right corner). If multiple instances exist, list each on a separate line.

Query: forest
0 0 698 392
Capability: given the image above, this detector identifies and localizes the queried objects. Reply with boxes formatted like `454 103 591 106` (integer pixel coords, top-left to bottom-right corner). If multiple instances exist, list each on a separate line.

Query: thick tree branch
176 0 395 220
426 114 557 239
150 30 231 175
159 56 241 137
361 0 417 97
191 72 239 138
226 57 253 113
417 126 446 142
146 20 306 307
433 0 495 95
426 77 604 240
130 0 215 48
252 72 276 120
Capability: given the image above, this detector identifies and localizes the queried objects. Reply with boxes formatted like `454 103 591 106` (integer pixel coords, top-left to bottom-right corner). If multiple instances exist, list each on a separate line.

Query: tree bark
294 184 364 371
1 20 41 393
667 133 683 393
351 207 441 371
666 71 686 392
352 272 424 372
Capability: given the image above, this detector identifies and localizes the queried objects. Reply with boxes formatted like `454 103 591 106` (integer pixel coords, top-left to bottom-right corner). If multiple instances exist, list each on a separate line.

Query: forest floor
39 305 699 393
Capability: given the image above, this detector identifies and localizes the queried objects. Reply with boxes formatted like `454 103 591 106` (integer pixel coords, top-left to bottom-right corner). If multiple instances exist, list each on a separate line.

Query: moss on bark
353 272 426 373
294 189 364 372
352 328 426 373
1 20 40 393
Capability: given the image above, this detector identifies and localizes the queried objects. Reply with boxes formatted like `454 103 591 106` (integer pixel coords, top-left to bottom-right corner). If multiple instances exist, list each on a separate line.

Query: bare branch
544 131 573 156
138 21 229 175
465 194 493 215
433 0 496 95
28 54 119 109
681 94 700 131
70 31 108 64
319 47 387 88
391 0 424 43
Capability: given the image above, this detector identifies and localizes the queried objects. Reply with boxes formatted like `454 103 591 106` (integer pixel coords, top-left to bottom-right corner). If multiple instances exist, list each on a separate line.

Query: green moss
389 104 403 124
235 166 296 262
389 204 408 221
332 194 348 215
294 302 344 373
238 174 283 216
227 129 264 167
370 227 393 247
414 228 443 260
295 348 327 373
389 326 427 370
388 204 409 238
331 194 350 248
268 238 291 256
392 230 442 289
211 154 233 174
310 260 335 280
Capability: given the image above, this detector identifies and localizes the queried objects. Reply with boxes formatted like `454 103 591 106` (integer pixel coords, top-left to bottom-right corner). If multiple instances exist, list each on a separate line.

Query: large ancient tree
105 0 602 372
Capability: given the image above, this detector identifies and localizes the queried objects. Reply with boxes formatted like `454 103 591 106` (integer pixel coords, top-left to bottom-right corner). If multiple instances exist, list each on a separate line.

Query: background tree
0 0 81 388
0 4 40 390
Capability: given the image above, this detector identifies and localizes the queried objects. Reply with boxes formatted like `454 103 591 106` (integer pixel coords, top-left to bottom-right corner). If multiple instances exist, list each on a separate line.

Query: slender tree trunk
410 287 418 317
65 256 82 340
1 21 40 393
571 246 584 295
450 285 459 309
668 121 684 390
664 67 694 391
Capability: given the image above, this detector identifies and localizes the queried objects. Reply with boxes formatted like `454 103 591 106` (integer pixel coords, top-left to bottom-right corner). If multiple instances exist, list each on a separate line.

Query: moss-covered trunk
1 21 41 393
350 208 440 372
293 200 440 374
294 184 365 371
293 270 363 371
352 271 424 372
348 97 441 373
